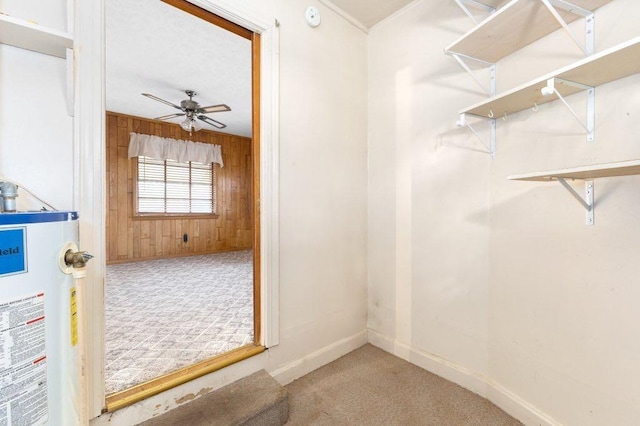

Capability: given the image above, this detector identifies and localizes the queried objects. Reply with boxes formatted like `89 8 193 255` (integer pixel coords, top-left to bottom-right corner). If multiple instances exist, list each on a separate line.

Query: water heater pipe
0 182 18 212
0 175 57 211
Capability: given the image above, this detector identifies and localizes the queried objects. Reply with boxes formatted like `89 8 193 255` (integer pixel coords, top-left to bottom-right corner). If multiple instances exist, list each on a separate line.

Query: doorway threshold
105 344 265 412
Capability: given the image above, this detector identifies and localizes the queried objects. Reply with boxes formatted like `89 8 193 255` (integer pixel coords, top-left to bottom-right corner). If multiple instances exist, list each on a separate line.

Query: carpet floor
105 250 254 394
285 344 522 425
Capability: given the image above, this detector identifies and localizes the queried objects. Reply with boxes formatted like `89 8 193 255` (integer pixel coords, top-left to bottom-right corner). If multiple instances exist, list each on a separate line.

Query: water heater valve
64 250 94 269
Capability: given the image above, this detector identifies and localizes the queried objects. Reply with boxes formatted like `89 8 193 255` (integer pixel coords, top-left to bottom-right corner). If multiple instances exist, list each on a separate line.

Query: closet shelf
460 36 640 119
445 0 612 63
509 159 640 225
0 13 73 58
508 159 640 181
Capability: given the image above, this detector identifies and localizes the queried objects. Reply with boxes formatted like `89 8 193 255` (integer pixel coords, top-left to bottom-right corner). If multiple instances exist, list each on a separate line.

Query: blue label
0 228 27 277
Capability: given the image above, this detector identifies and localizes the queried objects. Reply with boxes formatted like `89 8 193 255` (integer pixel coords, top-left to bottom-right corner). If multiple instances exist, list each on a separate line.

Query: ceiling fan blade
197 115 227 129
142 93 183 110
197 104 231 114
155 113 185 120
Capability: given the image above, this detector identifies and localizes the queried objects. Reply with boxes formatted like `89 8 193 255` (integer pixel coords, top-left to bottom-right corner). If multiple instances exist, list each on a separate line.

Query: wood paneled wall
106 112 252 264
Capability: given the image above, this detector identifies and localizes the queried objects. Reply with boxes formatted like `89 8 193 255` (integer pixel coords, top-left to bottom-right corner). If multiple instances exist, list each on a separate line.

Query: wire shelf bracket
455 0 497 25
542 0 595 56
556 178 594 225
457 113 496 158
541 77 595 142
448 52 496 96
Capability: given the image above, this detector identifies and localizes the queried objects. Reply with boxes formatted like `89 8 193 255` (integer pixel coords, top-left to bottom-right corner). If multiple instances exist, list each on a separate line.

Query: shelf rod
557 178 594 225
450 53 496 96
540 0 593 56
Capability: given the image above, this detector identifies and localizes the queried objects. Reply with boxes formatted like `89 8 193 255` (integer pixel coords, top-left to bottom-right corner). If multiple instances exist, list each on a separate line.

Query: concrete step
139 370 288 426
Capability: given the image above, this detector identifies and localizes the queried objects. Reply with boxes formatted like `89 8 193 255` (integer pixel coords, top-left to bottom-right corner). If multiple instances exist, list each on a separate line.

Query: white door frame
74 0 280 417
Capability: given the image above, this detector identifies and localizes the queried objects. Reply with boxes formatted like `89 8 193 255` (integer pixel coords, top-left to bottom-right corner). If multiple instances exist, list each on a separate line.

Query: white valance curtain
128 132 224 167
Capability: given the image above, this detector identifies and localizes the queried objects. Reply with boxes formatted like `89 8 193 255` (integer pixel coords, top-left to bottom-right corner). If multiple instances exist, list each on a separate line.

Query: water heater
0 211 81 425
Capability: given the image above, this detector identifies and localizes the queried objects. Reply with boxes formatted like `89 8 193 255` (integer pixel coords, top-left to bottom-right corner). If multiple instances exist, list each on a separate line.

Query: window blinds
137 156 215 214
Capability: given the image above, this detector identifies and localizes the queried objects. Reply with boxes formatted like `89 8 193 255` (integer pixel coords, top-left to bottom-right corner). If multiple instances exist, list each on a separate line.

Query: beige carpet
285 344 522 426
105 251 253 394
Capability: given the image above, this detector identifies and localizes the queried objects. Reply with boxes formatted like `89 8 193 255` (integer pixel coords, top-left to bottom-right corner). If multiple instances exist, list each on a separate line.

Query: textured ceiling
105 0 417 139
106 0 252 137
328 0 416 28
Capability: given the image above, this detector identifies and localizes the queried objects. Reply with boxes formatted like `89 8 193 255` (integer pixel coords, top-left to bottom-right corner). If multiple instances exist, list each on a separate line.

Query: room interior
103 113 255 393
102 0 256 395
103 109 256 395
1 0 639 425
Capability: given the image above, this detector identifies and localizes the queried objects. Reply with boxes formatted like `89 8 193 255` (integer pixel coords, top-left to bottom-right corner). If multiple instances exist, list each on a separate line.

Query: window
136 156 216 215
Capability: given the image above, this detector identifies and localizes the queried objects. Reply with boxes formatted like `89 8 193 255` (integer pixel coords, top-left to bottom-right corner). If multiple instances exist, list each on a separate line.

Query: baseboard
485 381 558 426
367 329 558 426
270 330 368 385
106 247 250 265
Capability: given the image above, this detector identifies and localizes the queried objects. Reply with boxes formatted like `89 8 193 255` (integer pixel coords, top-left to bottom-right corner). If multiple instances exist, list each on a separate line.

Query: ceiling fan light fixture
180 118 193 131
143 90 229 132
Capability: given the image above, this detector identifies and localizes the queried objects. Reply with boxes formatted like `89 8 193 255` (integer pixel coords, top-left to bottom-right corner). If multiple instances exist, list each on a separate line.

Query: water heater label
0 228 27 277
0 293 48 425
70 288 78 347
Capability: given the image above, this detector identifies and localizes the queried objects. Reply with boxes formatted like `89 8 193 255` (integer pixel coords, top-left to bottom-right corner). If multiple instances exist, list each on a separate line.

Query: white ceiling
328 0 416 28
105 0 252 137
105 0 414 139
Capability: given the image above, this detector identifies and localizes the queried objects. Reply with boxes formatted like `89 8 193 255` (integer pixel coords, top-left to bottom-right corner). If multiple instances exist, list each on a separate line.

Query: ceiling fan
142 90 231 132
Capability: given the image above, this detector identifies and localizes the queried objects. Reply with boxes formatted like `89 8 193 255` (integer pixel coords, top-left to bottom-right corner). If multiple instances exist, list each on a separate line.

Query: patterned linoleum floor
105 250 254 394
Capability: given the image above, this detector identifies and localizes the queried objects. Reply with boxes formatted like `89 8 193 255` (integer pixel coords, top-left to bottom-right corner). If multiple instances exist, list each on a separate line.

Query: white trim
270 331 368 385
67 0 74 34
80 0 281 418
367 329 559 426
75 0 106 418
187 0 272 33
258 21 281 349
186 0 281 350
317 0 369 34
487 381 560 426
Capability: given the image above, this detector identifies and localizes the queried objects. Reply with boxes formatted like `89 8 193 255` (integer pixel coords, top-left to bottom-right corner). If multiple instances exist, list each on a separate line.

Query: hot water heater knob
64 250 94 268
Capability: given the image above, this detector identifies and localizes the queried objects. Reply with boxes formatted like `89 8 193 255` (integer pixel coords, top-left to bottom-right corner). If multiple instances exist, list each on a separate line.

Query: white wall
0 46 74 211
90 0 369 424
7 0 638 423
368 0 491 381
368 0 640 425
0 0 74 212
489 1 640 424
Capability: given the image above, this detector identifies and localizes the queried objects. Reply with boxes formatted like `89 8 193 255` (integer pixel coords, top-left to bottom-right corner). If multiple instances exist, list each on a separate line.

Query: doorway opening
103 0 262 411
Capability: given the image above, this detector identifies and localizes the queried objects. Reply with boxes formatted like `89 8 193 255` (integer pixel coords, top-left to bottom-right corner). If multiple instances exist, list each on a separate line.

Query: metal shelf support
556 178 594 225
542 0 595 56
541 77 595 142
455 0 497 25
457 113 496 158
449 52 496 96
